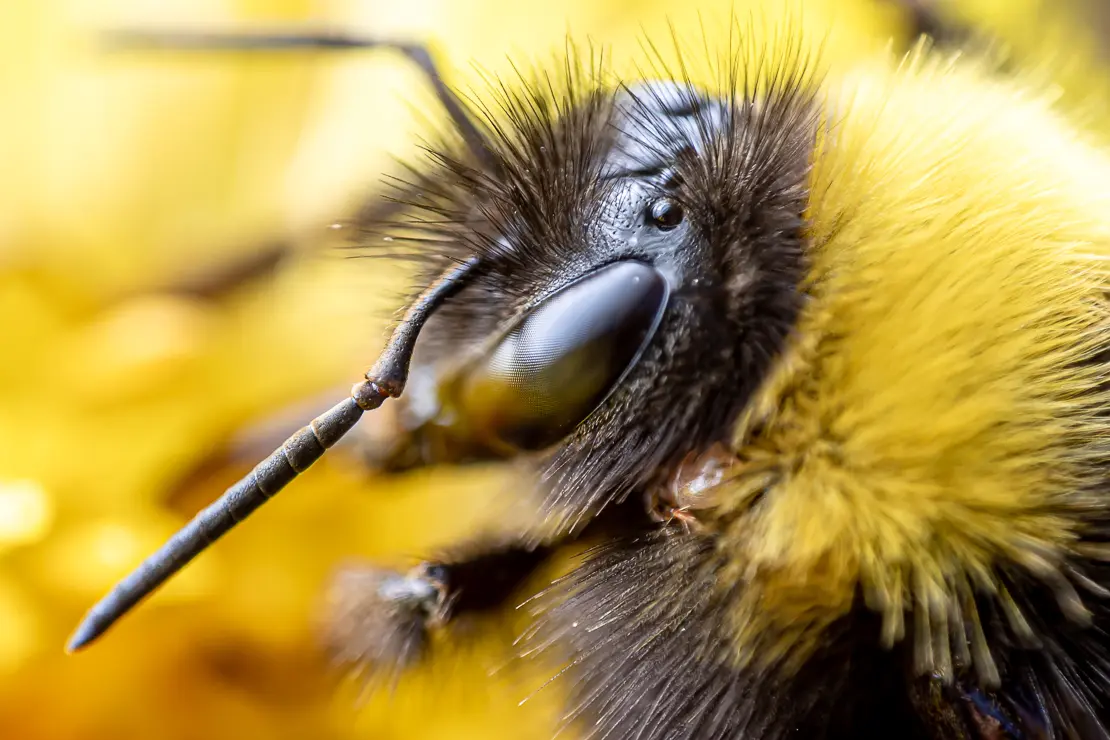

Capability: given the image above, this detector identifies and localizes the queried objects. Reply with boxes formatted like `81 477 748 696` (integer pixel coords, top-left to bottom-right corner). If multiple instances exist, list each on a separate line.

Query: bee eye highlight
456 261 669 451
649 199 684 230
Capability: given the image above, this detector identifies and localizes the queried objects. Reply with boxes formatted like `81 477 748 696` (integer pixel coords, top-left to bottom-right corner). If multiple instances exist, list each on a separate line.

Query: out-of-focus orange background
1 2 1107 739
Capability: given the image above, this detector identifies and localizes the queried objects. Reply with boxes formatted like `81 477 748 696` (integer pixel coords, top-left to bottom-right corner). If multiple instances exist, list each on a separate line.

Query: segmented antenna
66 258 481 652
104 28 501 174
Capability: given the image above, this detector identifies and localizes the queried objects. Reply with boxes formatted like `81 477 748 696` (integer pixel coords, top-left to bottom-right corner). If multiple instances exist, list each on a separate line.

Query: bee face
386 73 815 528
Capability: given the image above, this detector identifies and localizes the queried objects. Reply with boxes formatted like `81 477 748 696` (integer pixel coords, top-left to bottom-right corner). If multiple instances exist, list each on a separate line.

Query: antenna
66 257 481 652
104 28 501 173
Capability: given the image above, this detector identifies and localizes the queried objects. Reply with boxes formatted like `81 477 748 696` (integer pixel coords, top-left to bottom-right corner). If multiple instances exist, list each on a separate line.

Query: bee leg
320 562 448 681
320 495 655 677
424 543 556 617
320 543 555 680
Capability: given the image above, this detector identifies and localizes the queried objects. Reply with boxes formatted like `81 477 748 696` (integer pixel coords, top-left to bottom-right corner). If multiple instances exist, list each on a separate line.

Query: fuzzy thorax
706 54 1110 683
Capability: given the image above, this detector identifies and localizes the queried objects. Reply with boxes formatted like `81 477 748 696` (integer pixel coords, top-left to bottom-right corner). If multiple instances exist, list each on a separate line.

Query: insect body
70 22 1110 740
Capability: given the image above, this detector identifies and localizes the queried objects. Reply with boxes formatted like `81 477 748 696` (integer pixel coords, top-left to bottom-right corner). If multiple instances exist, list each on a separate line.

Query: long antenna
66 257 480 653
105 28 501 174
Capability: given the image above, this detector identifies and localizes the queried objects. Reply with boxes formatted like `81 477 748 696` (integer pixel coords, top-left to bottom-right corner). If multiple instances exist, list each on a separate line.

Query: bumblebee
69 16 1110 740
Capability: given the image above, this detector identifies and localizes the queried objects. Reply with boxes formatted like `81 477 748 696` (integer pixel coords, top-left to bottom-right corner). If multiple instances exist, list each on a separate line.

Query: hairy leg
319 497 656 681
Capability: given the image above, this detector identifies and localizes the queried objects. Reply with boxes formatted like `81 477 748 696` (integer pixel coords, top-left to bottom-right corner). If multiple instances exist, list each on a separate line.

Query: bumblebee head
376 65 818 530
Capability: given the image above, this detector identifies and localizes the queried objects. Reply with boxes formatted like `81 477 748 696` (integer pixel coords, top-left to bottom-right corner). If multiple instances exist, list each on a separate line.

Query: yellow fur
711 50 1110 681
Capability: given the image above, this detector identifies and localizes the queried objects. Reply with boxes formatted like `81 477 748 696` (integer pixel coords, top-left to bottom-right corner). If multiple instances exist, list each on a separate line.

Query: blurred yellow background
1 1 1107 739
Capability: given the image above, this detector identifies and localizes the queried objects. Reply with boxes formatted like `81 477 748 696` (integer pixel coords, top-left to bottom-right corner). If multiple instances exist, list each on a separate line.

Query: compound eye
649 198 684 230
457 261 669 451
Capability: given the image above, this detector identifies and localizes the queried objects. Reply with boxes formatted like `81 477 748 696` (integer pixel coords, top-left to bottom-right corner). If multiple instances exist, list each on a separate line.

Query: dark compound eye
456 261 669 451
649 199 684 230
